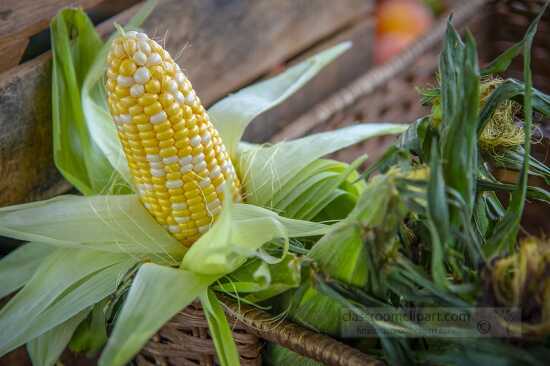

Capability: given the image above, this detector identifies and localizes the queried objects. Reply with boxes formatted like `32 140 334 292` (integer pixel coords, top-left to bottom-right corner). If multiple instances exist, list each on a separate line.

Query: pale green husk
215 253 306 303
0 243 52 298
0 195 184 262
209 42 352 159
200 289 241 366
0 249 137 355
27 310 91 366
98 263 217 366
239 124 407 207
181 201 330 275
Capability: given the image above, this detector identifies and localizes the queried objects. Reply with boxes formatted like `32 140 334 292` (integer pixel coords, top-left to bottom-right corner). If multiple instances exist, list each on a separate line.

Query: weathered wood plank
0 37 29 73
0 0 372 206
145 0 372 106
0 52 65 206
0 0 105 41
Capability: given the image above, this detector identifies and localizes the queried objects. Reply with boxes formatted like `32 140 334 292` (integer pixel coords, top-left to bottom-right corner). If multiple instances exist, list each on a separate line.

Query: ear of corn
105 30 241 245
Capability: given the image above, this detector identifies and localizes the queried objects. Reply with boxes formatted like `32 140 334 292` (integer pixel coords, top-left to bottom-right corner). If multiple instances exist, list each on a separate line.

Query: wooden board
0 0 104 39
0 0 107 72
0 52 68 207
140 0 373 106
0 0 373 206
0 37 29 73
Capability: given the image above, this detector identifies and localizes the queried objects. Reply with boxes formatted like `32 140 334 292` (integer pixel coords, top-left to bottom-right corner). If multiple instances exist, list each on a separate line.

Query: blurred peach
376 0 433 36
375 0 434 64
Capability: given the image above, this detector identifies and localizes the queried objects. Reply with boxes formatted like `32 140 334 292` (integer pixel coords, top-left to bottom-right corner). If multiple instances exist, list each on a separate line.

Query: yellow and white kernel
106 32 241 245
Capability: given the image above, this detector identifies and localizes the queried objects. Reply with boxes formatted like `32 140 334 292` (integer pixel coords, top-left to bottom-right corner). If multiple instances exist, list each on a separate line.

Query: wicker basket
137 299 382 366
140 0 550 365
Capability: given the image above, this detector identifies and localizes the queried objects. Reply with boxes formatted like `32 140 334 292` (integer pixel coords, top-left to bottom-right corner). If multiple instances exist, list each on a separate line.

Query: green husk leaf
477 179 550 203
0 249 135 356
215 260 272 294
200 290 240 366
485 3 544 255
473 194 491 239
300 157 366 220
216 254 304 302
440 27 480 219
82 1 159 189
313 191 358 223
309 220 367 285
30 259 135 336
27 309 91 366
6 261 134 355
352 171 405 227
288 155 367 221
238 123 407 207
209 42 351 158
69 301 108 355
81 55 132 189
310 172 399 284
181 202 328 275
283 175 342 219
50 8 127 195
392 257 470 307
481 4 548 76
427 142 450 245
353 171 410 295
276 170 340 213
397 116 431 158
271 159 344 209
359 145 403 180
285 285 348 336
99 263 217 366
0 194 184 261
0 243 52 299
426 142 450 286
277 178 388 337
488 146 550 184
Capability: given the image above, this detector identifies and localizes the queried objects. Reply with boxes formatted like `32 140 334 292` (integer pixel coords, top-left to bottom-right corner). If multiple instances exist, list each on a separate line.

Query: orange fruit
376 0 434 37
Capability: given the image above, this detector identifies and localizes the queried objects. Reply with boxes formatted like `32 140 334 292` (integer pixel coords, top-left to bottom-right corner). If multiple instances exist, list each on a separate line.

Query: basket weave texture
139 0 549 365
137 302 262 366
138 299 383 366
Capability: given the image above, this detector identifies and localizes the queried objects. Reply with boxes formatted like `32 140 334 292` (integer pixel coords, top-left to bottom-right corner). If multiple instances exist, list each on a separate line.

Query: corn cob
105 30 241 245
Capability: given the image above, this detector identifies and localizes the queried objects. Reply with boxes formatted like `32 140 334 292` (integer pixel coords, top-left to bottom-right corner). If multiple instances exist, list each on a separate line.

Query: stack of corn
105 30 241 245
